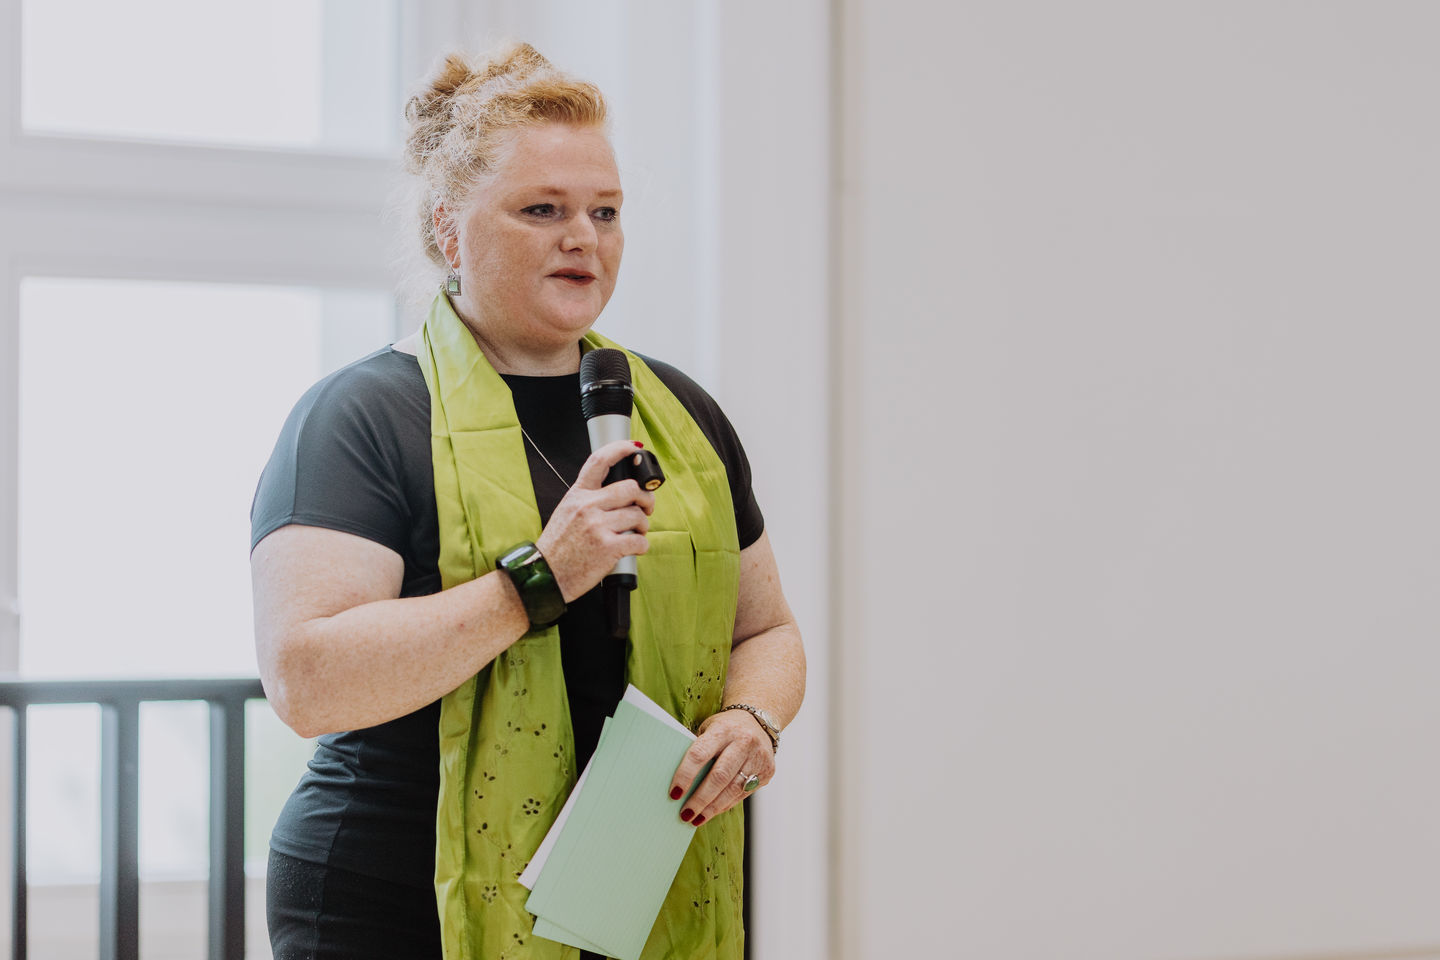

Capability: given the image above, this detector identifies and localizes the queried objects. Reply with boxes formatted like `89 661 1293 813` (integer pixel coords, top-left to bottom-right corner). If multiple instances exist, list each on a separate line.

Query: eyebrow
523 185 623 199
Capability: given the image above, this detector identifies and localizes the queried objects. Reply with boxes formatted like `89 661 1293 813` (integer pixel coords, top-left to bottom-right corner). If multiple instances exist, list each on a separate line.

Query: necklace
520 426 573 487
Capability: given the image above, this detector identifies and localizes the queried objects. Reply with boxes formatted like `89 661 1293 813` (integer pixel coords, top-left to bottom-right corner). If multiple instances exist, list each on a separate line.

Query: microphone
579 349 657 637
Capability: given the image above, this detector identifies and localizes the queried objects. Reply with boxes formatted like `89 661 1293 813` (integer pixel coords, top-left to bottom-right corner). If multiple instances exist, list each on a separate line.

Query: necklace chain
520 426 572 487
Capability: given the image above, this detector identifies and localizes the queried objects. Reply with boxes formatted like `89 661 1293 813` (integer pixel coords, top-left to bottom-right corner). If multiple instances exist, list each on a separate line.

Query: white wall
700 5 833 960
835 3 1440 959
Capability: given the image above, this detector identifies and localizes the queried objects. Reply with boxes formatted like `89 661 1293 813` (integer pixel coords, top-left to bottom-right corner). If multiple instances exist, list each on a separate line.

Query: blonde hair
400 42 610 281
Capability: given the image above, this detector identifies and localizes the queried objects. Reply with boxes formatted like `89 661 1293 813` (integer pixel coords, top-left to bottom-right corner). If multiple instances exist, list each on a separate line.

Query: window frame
0 0 466 670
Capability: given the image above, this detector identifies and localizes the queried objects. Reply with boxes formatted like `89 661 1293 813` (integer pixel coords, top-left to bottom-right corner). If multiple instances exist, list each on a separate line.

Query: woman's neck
392 306 586 375
465 321 582 376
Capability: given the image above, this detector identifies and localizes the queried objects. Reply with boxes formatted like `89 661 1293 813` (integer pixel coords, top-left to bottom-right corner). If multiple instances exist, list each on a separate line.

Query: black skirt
266 848 607 960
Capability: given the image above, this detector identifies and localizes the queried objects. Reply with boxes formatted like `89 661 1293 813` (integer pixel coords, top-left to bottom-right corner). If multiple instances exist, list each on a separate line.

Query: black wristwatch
497 541 566 630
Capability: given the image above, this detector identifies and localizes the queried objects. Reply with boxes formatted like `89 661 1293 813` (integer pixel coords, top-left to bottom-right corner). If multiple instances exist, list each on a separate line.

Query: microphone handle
586 411 637 638
585 413 638 580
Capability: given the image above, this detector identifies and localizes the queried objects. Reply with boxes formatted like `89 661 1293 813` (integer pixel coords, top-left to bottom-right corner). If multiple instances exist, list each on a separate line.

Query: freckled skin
434 122 624 374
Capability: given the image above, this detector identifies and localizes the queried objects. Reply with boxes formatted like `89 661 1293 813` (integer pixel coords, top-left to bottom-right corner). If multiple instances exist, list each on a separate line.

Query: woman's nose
562 213 597 252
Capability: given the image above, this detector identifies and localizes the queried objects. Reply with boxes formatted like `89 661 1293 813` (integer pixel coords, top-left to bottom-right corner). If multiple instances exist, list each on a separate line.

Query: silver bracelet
720 703 780 754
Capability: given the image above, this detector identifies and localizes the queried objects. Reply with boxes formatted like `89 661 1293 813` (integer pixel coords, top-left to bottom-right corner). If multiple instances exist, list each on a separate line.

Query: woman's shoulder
252 347 431 554
282 347 428 441
302 346 426 408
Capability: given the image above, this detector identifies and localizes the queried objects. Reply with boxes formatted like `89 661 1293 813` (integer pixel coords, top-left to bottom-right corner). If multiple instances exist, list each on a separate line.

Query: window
2 2 459 955
18 279 393 679
16 279 392 953
22 0 401 155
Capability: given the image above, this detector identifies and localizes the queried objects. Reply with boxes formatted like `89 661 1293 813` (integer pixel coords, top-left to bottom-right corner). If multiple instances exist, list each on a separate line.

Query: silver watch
721 703 780 753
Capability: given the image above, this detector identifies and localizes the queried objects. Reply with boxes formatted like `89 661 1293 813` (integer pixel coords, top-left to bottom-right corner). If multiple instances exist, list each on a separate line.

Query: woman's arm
668 530 806 824
714 530 806 729
252 525 529 737
252 439 654 738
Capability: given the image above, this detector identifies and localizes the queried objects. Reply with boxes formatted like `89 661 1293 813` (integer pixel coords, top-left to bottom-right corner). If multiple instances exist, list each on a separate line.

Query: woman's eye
522 203 558 217
593 207 619 223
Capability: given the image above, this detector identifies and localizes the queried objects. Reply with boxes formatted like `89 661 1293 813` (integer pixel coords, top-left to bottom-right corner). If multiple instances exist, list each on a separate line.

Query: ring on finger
738 772 761 793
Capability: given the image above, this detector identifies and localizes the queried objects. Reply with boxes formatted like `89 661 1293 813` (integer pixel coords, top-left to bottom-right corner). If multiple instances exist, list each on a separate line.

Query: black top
250 346 764 889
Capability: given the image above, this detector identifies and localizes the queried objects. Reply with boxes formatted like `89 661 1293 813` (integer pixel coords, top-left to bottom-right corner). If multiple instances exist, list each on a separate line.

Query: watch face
500 542 537 568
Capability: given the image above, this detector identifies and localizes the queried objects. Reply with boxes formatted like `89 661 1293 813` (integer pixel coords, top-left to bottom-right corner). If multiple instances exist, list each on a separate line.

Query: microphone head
580 348 634 419
580 348 631 387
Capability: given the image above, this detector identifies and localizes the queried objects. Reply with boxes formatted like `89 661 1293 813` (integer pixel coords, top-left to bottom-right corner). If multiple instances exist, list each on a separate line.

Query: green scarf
418 293 745 960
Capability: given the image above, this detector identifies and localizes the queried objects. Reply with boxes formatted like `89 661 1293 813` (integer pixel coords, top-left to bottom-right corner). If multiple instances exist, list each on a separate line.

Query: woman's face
442 122 623 358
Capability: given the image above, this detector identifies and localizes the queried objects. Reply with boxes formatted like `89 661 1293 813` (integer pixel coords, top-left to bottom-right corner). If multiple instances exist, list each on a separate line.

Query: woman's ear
432 202 460 267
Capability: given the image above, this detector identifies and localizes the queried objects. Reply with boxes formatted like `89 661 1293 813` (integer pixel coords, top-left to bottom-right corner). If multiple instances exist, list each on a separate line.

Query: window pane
137 701 208 959
22 704 103 958
21 0 400 154
18 277 395 678
25 704 102 885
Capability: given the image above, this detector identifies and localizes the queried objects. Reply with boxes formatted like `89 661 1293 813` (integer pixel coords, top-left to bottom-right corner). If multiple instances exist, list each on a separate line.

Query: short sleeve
250 350 424 557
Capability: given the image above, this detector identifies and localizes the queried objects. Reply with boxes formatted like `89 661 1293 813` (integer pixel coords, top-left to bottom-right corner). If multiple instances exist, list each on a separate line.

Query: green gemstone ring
741 773 761 793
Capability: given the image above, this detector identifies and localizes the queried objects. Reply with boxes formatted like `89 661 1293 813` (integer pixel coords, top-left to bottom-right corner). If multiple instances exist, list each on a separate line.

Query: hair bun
406 43 552 122
474 42 551 87
402 43 560 171
403 53 470 129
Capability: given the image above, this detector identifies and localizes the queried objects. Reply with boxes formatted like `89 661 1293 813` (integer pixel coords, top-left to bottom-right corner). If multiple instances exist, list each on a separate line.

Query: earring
445 267 461 296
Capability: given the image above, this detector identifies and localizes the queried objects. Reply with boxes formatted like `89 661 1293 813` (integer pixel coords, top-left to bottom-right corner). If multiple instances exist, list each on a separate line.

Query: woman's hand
536 440 656 602
668 709 777 826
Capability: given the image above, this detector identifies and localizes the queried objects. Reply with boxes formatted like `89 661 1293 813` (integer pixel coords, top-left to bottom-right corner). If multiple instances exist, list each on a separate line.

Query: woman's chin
506 315 597 360
538 300 606 337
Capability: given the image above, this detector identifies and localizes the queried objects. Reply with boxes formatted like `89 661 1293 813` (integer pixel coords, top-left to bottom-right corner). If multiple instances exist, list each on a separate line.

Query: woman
250 42 804 960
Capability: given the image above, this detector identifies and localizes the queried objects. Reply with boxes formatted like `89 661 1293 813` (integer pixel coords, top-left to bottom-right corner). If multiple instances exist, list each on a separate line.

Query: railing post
209 698 246 960
10 707 26 960
99 699 139 960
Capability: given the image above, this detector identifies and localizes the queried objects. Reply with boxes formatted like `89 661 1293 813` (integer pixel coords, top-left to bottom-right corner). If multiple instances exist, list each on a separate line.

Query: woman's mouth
550 270 596 285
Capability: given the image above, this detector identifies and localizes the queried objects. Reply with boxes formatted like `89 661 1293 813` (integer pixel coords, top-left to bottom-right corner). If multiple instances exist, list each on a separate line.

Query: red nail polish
692 815 706 827
634 441 644 448
680 809 694 822
670 786 682 800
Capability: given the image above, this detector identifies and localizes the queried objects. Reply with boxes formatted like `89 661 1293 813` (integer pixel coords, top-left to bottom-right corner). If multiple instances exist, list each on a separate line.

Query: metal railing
2 677 753 960
0 677 264 960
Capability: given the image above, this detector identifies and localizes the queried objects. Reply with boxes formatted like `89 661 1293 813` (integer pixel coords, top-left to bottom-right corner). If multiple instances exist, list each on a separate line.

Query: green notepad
532 917 612 956
524 687 709 960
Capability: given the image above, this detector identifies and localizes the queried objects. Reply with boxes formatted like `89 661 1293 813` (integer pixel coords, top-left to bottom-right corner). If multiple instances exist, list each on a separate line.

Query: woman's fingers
574 440 650 491
675 740 748 824
535 443 657 600
590 480 655 516
603 506 649 536
690 762 758 825
669 711 775 826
